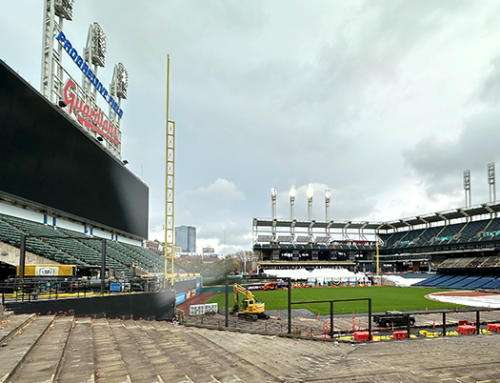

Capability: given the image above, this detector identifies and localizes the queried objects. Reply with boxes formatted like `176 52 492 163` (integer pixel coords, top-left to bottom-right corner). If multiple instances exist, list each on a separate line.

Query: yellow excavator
230 283 270 321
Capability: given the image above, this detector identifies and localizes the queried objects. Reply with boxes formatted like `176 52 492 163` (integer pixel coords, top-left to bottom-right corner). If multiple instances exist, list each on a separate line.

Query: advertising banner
175 292 186 305
196 277 201 295
35 266 58 276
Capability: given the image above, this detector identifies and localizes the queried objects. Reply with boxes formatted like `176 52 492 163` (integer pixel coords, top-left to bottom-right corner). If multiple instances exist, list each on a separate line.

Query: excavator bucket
230 303 239 315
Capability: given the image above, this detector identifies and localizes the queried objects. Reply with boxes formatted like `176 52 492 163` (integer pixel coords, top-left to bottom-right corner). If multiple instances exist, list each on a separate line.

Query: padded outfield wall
0 59 148 239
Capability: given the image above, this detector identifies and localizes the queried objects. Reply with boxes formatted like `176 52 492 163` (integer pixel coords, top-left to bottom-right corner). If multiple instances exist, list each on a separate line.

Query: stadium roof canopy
254 201 500 232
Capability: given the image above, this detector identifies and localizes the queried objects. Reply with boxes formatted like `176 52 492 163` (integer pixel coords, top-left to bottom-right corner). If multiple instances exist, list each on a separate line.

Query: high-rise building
175 225 196 252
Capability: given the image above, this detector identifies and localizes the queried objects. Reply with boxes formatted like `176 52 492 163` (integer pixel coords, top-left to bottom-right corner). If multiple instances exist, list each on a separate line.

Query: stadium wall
5 290 176 320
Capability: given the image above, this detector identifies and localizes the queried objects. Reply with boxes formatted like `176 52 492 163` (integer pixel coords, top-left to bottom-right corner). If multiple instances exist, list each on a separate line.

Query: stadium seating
0 213 179 277
295 235 312 243
458 220 490 243
257 235 273 242
450 275 482 288
384 232 409 248
467 276 498 288
415 227 443 246
413 273 445 286
277 235 294 243
482 277 500 289
435 274 469 287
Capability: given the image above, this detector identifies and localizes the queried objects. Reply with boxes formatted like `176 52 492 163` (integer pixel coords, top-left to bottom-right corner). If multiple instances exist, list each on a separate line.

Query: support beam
101 239 106 295
288 278 292 334
19 233 26 279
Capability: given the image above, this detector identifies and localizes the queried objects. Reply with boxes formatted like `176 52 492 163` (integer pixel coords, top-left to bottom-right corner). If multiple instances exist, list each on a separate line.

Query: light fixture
54 0 74 20
289 187 295 220
97 136 104 142
325 190 331 203
123 160 129 165
58 100 67 108
307 187 313 221
91 22 107 67
307 188 314 200
271 187 277 197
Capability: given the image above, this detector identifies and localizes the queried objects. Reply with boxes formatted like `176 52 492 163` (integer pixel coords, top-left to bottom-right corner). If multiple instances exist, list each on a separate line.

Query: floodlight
325 190 331 202
289 187 296 198
115 63 129 99
91 23 107 67
307 188 314 200
54 0 74 20
271 187 277 197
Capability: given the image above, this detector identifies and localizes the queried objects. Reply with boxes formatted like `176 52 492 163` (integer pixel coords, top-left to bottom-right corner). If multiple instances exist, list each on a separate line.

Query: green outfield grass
206 286 463 314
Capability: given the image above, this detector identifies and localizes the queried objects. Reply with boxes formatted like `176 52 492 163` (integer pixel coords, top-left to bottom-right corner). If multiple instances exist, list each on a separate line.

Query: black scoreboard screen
0 60 149 239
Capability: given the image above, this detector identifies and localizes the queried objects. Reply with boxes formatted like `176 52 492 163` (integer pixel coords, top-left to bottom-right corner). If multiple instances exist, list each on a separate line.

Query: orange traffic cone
425 308 428 313
278 310 281 320
317 312 320 320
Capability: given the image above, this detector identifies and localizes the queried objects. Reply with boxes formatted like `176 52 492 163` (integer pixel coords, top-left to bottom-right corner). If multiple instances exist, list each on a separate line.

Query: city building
175 226 196 252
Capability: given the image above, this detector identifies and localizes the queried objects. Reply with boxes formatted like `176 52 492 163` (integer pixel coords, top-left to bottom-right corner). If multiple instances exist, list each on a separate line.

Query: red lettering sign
64 79 120 145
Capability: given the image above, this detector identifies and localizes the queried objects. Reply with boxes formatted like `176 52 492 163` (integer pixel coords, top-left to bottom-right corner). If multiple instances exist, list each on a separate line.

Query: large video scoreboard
0 59 149 239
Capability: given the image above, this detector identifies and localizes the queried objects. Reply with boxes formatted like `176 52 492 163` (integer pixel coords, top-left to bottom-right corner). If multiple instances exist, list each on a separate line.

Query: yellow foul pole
164 55 173 288
376 237 380 281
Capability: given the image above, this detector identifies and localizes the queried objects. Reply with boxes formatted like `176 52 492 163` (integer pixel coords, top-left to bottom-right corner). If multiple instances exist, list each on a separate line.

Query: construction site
2 309 500 383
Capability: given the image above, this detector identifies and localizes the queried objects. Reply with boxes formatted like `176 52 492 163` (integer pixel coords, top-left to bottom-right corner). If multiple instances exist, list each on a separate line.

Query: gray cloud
404 110 500 204
3 0 500 251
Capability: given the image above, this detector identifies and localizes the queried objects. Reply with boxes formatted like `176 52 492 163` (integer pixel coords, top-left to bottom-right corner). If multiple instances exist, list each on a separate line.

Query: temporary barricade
487 323 500 333
458 325 476 335
189 303 218 316
354 331 373 341
393 331 407 339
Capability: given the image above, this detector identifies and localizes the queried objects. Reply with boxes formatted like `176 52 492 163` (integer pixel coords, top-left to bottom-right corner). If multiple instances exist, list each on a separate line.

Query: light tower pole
325 190 331 221
41 0 74 102
289 187 295 219
488 163 496 203
307 188 313 221
463 170 471 207
271 187 277 219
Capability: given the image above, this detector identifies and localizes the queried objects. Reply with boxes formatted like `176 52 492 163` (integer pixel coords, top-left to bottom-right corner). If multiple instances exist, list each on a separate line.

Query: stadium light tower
488 163 496 202
83 22 107 103
289 187 295 219
463 170 471 207
271 187 277 220
325 190 331 221
108 62 129 152
307 188 313 220
41 0 75 102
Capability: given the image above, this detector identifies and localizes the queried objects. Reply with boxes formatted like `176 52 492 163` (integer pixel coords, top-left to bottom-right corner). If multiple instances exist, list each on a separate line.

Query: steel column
330 301 334 339
443 312 446 336
225 278 229 328
19 233 26 279
288 278 292 334
476 311 480 334
368 299 372 341
406 314 410 338
101 239 106 295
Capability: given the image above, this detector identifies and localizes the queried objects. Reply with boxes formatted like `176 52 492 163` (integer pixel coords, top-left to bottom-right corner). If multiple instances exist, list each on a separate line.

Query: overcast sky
2 1 500 253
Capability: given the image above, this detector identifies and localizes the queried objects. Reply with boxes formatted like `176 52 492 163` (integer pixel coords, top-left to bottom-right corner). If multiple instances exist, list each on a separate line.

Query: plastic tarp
263 268 369 283
383 275 426 287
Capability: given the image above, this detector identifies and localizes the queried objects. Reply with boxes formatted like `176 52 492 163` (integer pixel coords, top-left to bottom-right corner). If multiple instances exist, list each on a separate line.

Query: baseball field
206 286 462 314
